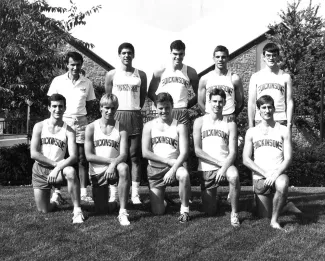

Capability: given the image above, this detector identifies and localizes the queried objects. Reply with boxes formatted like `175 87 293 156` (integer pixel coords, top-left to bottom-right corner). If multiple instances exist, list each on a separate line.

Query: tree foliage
267 0 325 129
0 0 101 117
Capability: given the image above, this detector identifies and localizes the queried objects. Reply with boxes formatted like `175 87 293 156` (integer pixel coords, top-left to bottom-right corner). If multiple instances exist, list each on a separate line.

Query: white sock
131 181 140 198
119 208 127 215
73 207 82 214
110 184 118 199
54 189 61 194
180 205 189 214
80 188 87 197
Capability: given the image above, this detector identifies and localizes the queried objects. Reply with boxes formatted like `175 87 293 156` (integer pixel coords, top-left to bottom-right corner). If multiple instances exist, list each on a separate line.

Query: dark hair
256 95 275 109
213 45 229 56
209 88 226 101
170 40 185 51
156 92 174 107
118 42 135 55
48 94 66 107
262 43 280 55
65 51 83 64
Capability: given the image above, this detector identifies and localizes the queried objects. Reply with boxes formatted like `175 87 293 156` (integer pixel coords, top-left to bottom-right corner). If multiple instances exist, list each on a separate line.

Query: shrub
0 143 33 185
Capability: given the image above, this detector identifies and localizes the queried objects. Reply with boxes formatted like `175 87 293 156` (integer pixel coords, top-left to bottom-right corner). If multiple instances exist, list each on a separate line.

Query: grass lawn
1 185 325 261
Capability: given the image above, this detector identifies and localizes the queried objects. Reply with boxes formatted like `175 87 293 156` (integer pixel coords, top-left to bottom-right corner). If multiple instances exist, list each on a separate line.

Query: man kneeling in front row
30 94 85 223
243 95 294 230
193 88 240 227
85 94 131 226
142 92 191 222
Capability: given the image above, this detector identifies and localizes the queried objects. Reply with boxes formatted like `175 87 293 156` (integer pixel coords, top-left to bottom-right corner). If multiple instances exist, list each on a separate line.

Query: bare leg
129 135 142 203
63 166 81 209
117 163 130 210
176 167 190 209
149 187 166 215
226 166 240 213
271 174 289 229
78 144 88 192
34 189 56 213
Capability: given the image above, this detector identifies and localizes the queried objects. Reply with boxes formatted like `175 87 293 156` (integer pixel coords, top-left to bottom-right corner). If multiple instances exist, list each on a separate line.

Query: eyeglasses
265 53 278 58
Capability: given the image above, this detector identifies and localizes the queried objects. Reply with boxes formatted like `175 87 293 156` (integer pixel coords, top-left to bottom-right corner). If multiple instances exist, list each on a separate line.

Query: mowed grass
1 186 325 261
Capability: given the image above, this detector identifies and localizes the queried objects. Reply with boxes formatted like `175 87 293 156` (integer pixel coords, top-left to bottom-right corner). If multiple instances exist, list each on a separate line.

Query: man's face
259 103 275 120
213 51 228 70
119 48 134 66
171 49 185 66
48 100 65 119
100 99 117 120
67 57 82 77
263 51 279 68
156 101 173 121
209 94 225 114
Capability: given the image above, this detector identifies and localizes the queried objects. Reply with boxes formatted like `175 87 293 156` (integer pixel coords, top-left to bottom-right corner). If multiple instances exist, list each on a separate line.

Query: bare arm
242 128 266 176
84 123 122 165
139 70 148 109
104 70 116 94
193 117 222 168
285 74 294 128
187 66 199 109
248 74 257 128
197 76 207 113
30 122 57 167
232 73 244 115
147 69 163 105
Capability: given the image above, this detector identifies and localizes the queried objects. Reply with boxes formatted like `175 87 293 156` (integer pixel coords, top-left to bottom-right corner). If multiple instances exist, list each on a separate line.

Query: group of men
30 39 296 230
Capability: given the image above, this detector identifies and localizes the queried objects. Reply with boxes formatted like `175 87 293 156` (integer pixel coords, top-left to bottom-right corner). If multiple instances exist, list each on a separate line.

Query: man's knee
226 166 239 186
64 166 77 181
177 168 190 183
117 163 129 180
275 174 289 194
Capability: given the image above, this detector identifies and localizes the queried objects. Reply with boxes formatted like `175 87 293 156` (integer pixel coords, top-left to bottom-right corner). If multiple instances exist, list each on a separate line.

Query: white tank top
149 119 179 168
39 119 67 163
205 70 235 115
198 115 229 171
252 122 284 180
156 65 190 108
254 70 286 121
112 69 141 110
89 119 121 175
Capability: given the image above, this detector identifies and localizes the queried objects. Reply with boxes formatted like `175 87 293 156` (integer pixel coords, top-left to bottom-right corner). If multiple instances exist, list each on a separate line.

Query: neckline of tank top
45 119 65 135
98 120 117 136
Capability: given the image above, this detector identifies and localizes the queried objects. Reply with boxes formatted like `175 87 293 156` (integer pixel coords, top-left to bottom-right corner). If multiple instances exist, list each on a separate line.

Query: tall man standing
105 43 147 204
198 45 244 122
48 51 96 202
248 43 293 129
193 88 240 227
243 95 292 230
148 40 199 126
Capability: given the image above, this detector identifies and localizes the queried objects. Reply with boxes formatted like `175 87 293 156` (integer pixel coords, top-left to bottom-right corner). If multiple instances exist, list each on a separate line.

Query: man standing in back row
48 51 96 202
148 40 199 126
105 43 147 204
248 43 293 129
198 45 244 122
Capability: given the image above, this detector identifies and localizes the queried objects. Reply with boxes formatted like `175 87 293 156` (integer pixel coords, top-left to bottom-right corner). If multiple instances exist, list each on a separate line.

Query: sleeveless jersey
205 70 235 115
112 69 141 110
156 65 190 108
254 70 286 121
149 119 179 168
39 119 67 163
252 122 284 180
89 119 121 175
198 115 229 171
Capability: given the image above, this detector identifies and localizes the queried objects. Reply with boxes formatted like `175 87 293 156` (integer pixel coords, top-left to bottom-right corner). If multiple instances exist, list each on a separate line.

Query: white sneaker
81 195 94 203
131 195 142 205
50 192 67 206
118 212 130 226
231 212 240 227
72 211 85 224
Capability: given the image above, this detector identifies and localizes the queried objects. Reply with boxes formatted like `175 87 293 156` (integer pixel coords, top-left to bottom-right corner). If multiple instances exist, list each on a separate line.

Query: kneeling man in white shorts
142 92 191 223
85 94 131 226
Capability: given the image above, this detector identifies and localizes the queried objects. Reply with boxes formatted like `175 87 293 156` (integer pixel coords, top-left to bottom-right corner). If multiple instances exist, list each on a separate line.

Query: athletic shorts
32 162 64 190
171 108 189 126
89 172 118 188
253 179 275 195
147 165 178 189
198 170 220 191
63 115 88 143
255 120 287 126
115 110 143 136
